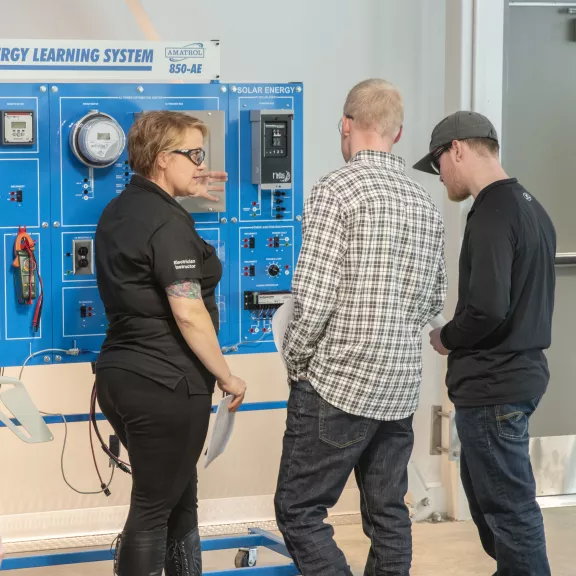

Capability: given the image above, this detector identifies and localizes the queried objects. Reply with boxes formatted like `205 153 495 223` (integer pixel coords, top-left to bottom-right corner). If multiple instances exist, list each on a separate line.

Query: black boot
164 527 202 576
113 528 167 575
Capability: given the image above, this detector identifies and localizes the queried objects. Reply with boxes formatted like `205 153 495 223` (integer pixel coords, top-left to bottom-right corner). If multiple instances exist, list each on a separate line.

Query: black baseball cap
413 111 499 175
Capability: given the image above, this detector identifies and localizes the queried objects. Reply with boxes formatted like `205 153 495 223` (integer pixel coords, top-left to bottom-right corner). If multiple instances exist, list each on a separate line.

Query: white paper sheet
271 297 294 368
204 395 235 468
429 314 448 330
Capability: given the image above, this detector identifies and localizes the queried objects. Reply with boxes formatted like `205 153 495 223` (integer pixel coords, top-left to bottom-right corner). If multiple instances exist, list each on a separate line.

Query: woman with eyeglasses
94 110 246 576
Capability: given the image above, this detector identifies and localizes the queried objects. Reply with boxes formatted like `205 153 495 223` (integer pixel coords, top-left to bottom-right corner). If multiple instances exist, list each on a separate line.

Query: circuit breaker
0 82 304 367
251 110 293 190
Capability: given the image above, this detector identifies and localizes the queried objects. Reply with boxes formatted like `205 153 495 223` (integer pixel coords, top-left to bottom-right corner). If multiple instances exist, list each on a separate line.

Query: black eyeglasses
430 143 452 174
171 148 206 166
338 114 354 134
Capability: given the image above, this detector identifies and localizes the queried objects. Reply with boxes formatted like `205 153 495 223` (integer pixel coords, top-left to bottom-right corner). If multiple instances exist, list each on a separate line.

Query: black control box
251 110 293 190
244 290 292 310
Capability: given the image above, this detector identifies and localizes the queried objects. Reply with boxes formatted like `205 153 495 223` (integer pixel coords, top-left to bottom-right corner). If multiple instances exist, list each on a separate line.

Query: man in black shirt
414 111 555 575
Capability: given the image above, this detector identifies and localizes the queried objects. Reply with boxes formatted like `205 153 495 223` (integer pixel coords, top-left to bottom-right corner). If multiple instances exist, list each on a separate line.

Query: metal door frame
443 0 576 518
502 0 576 505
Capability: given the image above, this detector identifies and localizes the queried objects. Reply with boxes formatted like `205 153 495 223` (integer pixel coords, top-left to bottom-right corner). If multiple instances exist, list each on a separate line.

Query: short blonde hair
344 79 404 138
128 111 208 178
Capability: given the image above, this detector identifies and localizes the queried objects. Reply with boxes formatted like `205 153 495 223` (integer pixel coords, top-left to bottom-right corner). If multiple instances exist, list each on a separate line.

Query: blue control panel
0 82 303 367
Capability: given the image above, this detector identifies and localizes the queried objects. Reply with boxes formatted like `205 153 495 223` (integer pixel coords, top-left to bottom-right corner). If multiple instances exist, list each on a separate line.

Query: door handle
555 253 576 266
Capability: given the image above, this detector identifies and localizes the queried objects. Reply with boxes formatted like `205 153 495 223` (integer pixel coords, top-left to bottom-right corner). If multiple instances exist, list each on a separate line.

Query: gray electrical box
177 109 226 214
250 109 293 190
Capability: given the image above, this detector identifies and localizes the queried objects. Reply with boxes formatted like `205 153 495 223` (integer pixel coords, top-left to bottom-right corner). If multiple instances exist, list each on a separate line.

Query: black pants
96 368 211 540
274 381 414 576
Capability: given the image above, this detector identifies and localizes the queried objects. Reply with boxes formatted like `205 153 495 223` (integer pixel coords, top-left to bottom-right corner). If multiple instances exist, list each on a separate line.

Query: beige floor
3 507 575 575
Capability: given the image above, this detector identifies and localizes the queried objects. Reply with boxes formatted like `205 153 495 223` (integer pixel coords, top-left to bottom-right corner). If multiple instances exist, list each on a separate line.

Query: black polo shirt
95 175 222 394
440 178 556 407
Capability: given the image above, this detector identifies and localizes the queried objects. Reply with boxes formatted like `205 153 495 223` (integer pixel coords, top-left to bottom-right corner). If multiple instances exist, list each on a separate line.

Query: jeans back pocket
319 397 370 449
495 404 530 440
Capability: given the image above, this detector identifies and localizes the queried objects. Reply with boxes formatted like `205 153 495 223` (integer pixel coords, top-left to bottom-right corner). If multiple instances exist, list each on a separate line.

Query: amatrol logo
165 43 205 61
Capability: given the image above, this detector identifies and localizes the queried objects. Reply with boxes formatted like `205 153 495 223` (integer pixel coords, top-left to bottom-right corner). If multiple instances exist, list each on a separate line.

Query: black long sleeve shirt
440 178 556 407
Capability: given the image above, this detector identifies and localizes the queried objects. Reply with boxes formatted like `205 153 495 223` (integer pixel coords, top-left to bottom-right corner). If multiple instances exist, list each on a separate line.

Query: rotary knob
267 264 280 277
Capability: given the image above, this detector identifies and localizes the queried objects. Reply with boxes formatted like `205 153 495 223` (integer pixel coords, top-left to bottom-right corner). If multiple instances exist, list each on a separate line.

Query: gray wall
0 0 450 539
3 0 447 198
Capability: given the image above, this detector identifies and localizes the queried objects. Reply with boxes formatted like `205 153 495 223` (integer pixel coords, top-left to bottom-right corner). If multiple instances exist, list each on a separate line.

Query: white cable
222 331 268 354
13 351 108 494
40 411 115 496
18 348 80 380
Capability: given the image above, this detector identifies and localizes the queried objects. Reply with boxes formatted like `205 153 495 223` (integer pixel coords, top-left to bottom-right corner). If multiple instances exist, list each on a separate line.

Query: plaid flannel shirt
282 150 447 420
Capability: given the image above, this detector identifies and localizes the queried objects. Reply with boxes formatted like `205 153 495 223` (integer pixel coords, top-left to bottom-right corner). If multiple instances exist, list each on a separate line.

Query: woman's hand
217 374 247 412
191 171 228 202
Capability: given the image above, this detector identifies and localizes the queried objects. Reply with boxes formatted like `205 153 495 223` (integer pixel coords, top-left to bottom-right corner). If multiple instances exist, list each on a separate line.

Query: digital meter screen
97 133 111 140
2 110 34 145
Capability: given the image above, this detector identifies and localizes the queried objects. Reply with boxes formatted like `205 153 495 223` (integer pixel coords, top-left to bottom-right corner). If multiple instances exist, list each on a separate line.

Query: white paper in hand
204 395 235 468
271 297 294 369
429 314 448 329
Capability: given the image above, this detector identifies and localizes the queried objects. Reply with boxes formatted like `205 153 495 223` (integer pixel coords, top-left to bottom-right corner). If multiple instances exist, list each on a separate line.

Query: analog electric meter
70 111 126 168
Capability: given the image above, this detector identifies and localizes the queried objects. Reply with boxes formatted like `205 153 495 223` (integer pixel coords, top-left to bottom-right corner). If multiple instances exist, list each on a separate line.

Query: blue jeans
274 381 414 576
455 398 550 576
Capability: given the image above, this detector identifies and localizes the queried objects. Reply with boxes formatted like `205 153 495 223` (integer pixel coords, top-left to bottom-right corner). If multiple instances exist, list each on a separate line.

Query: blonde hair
344 78 404 138
128 111 208 178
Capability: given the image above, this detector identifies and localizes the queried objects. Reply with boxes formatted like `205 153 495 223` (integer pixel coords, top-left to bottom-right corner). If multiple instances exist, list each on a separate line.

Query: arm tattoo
166 279 202 300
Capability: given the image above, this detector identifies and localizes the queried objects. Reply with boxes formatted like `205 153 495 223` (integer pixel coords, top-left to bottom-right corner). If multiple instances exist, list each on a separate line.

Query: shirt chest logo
523 192 532 202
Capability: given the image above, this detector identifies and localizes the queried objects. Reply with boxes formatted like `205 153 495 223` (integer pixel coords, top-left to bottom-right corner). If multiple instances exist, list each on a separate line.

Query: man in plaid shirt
274 79 447 576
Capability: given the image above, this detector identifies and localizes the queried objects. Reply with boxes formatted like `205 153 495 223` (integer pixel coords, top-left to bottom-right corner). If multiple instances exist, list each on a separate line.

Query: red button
263 328 267 333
